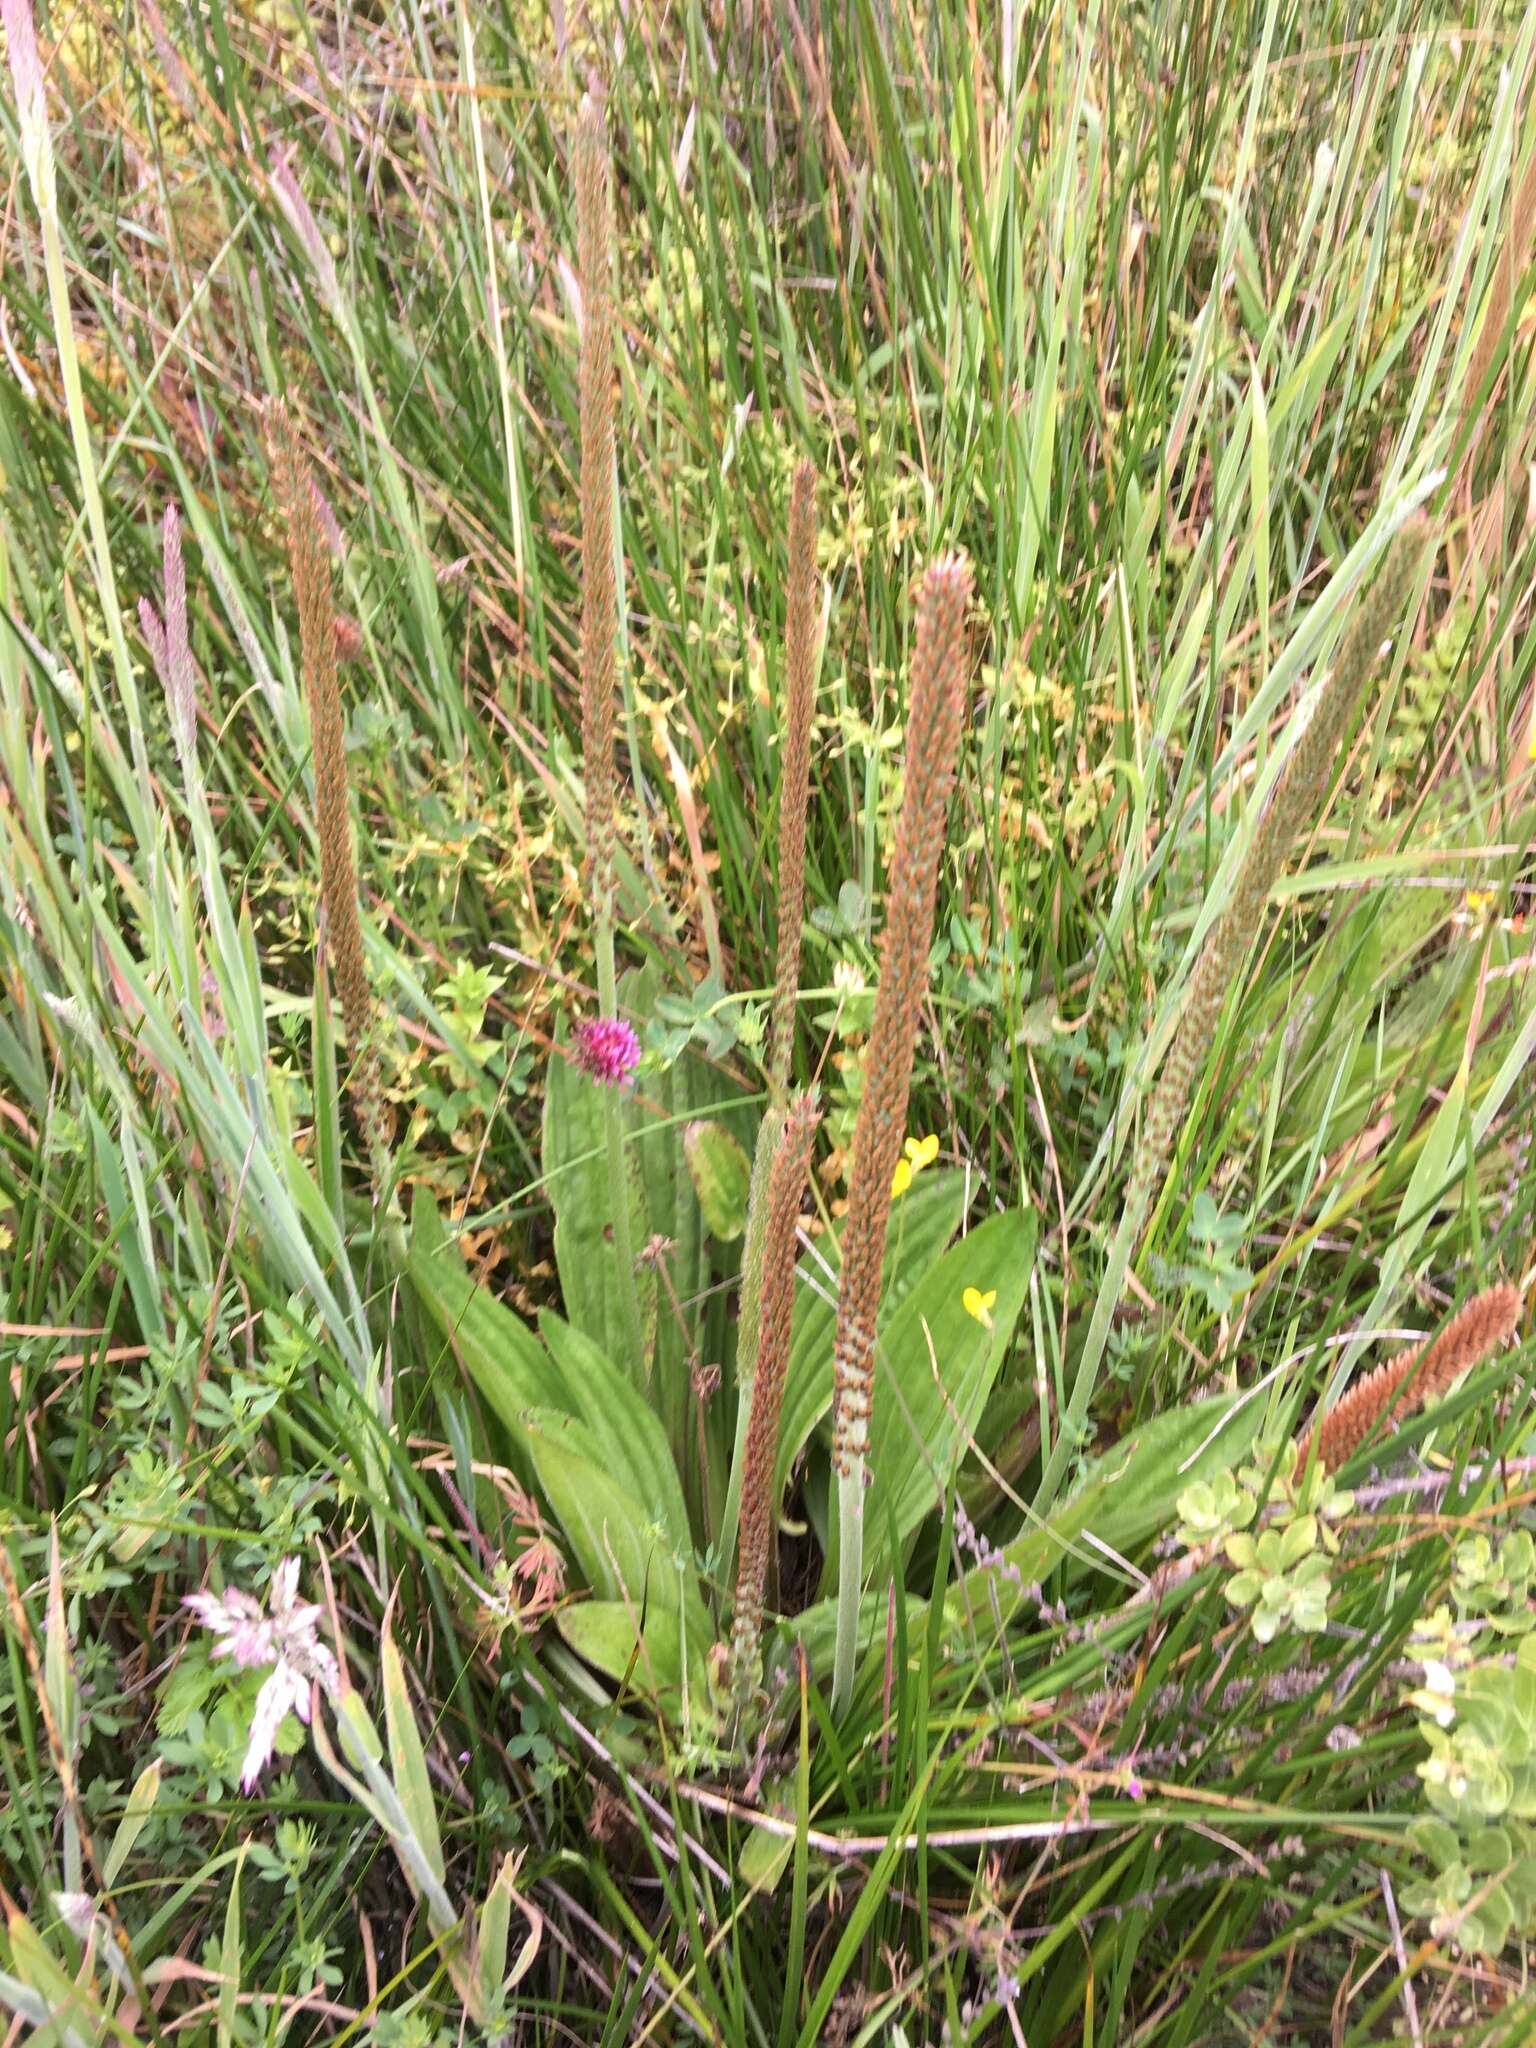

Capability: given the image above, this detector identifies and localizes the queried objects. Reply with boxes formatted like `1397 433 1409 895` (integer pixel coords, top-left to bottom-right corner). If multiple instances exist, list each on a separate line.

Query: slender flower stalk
769 460 818 1091
1124 516 1433 1253
268 400 391 1185
575 92 647 1377
721 463 819 1577
830 556 971 1715
729 1091 819 1710
577 94 619 933
1295 1282 1522 1474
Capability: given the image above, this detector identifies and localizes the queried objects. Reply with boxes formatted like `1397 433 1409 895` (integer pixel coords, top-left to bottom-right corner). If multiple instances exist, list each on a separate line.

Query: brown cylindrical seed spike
1126 517 1433 1247
1296 1282 1523 1474
769 461 818 1092
732 1104 784 1413
729 1093 820 1704
576 94 618 921
267 401 388 1167
830 557 971 1475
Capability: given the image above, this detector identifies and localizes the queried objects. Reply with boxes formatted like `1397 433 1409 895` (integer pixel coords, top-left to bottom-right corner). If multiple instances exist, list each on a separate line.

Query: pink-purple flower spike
573 1015 641 1086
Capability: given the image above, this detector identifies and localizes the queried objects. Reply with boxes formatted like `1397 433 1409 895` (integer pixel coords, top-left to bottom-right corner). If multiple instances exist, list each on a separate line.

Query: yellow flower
962 1286 997 1329
892 1134 940 1198
1465 890 1495 918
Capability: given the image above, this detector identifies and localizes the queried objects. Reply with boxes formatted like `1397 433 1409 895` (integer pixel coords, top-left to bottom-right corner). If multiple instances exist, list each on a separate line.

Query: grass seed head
1127 516 1433 1247
267 399 388 1167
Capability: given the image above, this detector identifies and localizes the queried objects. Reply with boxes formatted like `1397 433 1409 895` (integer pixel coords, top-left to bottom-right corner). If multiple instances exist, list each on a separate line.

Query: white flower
183 1586 275 1669
184 1558 338 1789
242 1658 311 1792
1408 1656 1457 1729
52 1891 96 1940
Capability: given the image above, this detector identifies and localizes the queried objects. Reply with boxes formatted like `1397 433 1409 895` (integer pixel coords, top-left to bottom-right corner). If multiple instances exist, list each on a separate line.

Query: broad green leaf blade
5 1911 110 2048
475 1857 512 2017
218 1849 245 2048
538 1312 693 1553
556 1597 707 1705
315 1695 459 1934
102 1762 162 1889
541 1044 655 1382
412 1194 695 1573
860 1206 1036 1572
1075 1389 1266 1563
633 1017 749 1497
44 1527 77 1764
684 1117 753 1240
521 1408 705 1634
408 1191 574 1423
472 1852 541 2010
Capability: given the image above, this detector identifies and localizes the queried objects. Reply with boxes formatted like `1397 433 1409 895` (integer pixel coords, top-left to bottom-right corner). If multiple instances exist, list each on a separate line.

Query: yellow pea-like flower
904 1134 940 1172
890 1158 913 1199
962 1285 997 1329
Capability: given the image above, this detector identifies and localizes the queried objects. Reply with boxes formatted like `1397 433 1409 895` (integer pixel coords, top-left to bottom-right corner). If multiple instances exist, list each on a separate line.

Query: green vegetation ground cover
1 0 1534 2040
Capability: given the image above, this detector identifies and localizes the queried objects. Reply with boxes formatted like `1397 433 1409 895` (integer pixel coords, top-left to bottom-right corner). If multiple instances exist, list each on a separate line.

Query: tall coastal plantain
720 462 818 1581
830 556 971 1715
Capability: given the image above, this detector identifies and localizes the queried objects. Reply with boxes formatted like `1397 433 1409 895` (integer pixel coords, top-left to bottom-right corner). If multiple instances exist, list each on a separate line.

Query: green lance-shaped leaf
382 1629 446 1892
102 1762 162 1889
